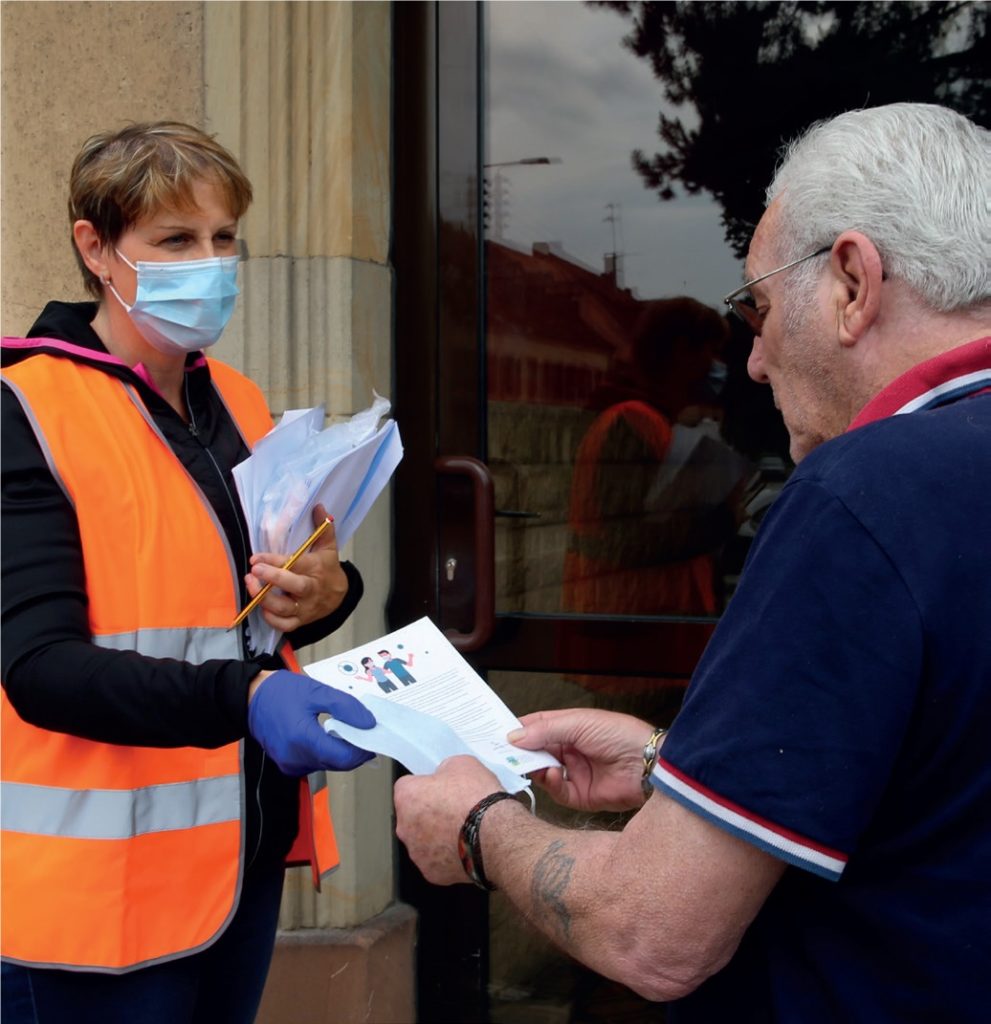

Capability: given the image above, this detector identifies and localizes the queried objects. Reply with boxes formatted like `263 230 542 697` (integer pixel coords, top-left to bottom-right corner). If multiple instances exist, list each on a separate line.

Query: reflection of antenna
603 202 625 287
604 202 619 253
482 172 511 237
493 169 510 239
482 157 562 240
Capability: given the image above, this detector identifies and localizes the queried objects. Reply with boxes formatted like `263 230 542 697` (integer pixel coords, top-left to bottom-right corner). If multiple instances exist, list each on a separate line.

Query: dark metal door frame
392 7 491 1022
390 4 713 1019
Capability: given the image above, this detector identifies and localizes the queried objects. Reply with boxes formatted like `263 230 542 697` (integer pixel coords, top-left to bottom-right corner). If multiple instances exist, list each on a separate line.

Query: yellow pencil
228 516 334 630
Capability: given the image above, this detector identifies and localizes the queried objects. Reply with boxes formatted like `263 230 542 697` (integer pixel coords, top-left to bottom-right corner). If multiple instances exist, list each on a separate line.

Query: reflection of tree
597 1 990 257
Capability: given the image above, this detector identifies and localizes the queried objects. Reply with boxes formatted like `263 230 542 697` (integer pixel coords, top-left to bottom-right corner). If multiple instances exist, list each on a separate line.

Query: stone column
208 4 411 1019
203 0 397 934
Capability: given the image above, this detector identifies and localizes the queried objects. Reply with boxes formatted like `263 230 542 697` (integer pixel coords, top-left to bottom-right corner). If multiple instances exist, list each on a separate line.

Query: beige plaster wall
0 1 204 335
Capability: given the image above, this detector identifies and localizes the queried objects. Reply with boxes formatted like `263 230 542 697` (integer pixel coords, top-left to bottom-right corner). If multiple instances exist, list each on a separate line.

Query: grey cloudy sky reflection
485 0 745 306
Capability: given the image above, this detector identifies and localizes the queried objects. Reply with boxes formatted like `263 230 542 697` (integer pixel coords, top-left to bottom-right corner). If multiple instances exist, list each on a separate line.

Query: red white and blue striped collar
848 336 991 431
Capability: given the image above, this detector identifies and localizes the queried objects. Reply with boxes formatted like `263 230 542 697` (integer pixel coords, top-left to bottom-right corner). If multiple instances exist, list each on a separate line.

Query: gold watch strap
641 727 668 796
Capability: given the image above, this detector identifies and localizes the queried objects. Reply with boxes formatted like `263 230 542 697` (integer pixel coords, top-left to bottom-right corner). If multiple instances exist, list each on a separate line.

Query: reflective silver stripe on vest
1 776 240 840
92 627 241 664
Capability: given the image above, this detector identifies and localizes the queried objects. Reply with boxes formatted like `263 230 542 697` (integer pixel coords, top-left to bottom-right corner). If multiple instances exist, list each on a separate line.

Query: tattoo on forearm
531 839 574 939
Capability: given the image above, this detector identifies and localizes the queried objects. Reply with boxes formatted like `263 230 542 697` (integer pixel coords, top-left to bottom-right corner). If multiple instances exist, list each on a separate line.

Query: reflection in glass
483 0 987 625
563 298 748 620
484 2 788 627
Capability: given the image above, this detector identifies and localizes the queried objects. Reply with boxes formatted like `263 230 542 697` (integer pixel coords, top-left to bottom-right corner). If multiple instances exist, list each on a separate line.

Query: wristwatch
641 727 668 796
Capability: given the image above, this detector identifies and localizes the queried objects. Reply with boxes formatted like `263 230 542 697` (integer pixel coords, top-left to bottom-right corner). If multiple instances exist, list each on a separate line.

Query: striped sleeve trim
652 758 848 881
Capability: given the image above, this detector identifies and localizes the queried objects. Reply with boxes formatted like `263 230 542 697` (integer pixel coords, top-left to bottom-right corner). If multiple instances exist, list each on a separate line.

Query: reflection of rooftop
487 238 643 405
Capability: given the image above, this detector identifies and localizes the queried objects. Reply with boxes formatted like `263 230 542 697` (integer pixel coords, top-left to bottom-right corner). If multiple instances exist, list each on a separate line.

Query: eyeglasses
723 245 832 334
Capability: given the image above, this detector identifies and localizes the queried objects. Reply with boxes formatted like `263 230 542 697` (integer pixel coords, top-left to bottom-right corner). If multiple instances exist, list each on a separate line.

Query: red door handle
435 455 495 652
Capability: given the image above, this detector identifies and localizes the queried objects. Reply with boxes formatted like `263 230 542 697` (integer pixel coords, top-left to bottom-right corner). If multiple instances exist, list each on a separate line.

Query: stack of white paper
232 394 403 653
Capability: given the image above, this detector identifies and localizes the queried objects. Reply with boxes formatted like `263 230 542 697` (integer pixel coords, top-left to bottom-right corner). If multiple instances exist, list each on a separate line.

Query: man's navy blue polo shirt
653 339 991 1022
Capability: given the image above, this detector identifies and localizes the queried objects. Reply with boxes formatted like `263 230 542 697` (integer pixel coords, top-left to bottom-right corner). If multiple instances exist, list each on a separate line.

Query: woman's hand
510 708 658 813
245 504 349 631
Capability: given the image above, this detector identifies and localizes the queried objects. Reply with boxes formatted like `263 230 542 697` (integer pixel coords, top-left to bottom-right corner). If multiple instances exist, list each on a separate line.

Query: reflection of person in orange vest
563 298 749 693
0 123 375 1022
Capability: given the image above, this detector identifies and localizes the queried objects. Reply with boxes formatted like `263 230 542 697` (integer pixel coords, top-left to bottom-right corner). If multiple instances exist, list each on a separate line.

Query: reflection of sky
485 0 746 309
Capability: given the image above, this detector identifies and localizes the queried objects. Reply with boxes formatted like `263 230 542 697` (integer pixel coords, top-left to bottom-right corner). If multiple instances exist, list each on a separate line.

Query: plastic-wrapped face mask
106 250 239 356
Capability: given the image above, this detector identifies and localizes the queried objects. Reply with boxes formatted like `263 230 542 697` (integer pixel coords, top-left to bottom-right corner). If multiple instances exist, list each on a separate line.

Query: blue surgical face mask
106 250 240 356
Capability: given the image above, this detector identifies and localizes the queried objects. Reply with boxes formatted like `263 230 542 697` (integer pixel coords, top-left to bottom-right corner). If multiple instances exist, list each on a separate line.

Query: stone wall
1 1 204 332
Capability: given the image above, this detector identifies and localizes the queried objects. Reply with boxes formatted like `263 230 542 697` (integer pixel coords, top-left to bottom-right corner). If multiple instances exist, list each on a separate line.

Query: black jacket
1 301 363 869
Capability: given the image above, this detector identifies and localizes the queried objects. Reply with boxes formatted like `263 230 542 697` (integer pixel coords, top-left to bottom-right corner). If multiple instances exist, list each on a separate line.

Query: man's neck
853 288 990 412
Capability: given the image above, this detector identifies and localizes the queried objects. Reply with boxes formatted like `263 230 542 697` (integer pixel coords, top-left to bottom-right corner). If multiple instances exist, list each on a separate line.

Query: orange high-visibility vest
563 399 717 617
561 399 716 695
1 348 339 971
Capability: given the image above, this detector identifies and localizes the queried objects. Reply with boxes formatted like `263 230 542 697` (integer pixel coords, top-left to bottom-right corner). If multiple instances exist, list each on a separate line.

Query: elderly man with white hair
394 103 991 1022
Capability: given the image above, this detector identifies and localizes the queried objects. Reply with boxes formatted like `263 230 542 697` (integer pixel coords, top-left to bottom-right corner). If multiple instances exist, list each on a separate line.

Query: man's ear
829 231 884 347
72 220 110 283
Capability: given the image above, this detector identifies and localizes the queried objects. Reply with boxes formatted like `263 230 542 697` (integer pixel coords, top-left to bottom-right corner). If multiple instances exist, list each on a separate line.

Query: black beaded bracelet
458 791 520 891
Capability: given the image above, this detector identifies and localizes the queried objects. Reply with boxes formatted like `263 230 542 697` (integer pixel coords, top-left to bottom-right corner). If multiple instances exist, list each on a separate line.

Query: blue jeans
1 862 285 1024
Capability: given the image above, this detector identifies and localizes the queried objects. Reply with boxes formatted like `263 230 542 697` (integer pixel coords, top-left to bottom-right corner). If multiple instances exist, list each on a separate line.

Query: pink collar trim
848 336 991 431
2 336 206 396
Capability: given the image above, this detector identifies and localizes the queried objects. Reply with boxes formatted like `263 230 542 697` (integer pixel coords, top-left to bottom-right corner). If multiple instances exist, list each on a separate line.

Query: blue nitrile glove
248 670 377 776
